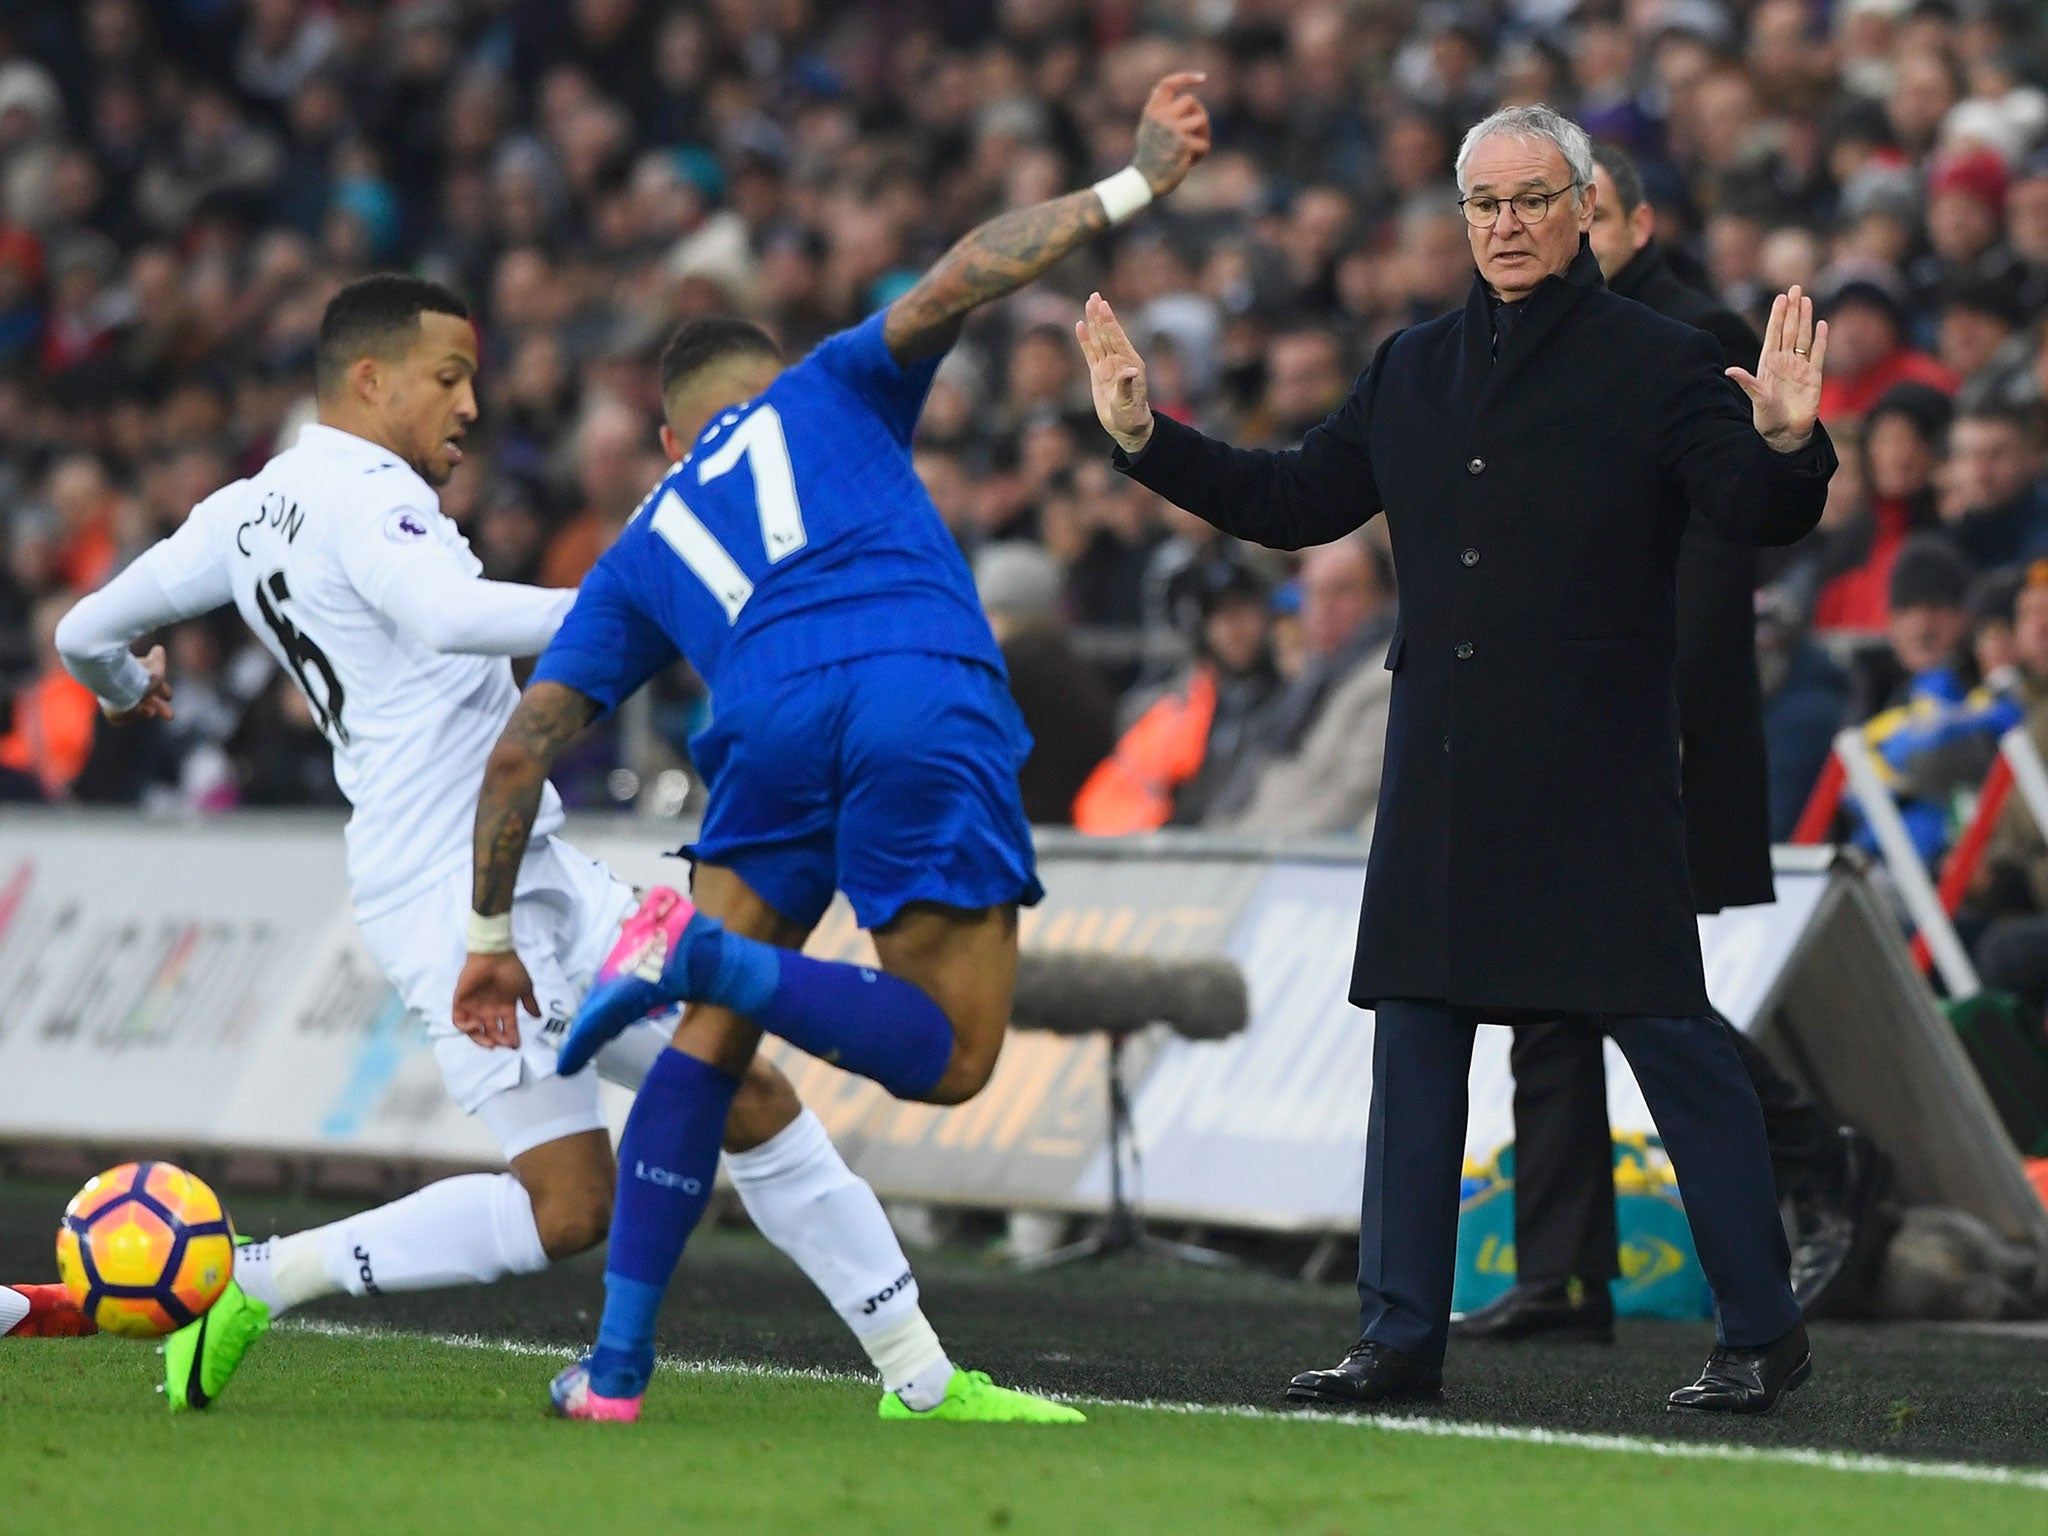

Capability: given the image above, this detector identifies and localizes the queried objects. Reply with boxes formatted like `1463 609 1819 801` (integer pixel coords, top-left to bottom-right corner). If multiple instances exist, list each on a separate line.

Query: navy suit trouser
1357 999 1799 1371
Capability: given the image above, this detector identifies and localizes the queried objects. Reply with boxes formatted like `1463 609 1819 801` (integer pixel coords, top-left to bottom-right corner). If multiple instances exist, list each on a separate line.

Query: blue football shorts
685 652 1045 932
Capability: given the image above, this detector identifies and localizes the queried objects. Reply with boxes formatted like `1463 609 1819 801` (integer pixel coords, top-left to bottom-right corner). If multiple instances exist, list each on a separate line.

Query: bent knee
530 1185 612 1260
924 1034 1001 1105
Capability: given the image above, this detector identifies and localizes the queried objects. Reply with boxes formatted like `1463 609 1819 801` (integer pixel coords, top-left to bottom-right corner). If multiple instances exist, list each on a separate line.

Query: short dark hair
315 274 470 396
1591 142 1645 215
658 317 781 401
1957 400 2048 445
1889 534 1971 613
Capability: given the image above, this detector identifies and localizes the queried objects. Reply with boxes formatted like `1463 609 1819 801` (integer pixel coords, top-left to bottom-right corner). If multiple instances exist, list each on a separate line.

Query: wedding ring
1793 347 1808 356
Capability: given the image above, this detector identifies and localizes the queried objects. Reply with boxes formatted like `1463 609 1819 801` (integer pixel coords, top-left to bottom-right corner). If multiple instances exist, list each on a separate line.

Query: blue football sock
683 928 955 1100
585 1048 738 1398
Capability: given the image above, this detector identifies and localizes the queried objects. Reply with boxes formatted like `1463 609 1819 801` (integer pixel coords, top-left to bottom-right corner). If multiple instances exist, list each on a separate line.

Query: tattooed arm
881 71 1210 363
451 680 599 1048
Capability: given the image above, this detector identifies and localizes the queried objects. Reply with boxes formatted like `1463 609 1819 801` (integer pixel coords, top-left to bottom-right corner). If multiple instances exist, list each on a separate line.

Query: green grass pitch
5 1325 2046 1536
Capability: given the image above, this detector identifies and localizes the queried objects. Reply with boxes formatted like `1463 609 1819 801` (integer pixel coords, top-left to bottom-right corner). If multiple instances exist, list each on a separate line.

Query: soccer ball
54 1162 235 1338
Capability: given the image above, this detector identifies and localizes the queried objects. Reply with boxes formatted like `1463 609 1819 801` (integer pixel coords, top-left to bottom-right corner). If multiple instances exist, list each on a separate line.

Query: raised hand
1727 285 1827 453
1132 72 1212 197
103 644 173 725
452 950 538 1050
1076 292 1155 455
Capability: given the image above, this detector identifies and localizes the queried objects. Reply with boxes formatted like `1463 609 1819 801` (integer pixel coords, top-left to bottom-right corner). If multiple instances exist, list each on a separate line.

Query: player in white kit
56 276 1062 1422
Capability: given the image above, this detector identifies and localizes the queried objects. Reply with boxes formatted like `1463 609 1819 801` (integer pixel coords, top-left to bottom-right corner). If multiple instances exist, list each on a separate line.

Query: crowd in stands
8 0 2048 932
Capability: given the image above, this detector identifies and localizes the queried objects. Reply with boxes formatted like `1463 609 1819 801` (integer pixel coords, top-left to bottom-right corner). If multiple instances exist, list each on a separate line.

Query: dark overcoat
1610 241 1774 914
1120 244 1834 1018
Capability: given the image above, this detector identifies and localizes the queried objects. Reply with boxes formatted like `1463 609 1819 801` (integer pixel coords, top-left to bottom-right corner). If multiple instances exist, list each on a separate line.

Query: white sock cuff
863 1306 948 1394
280 1231 342 1309
488 1172 550 1276
726 1107 840 1189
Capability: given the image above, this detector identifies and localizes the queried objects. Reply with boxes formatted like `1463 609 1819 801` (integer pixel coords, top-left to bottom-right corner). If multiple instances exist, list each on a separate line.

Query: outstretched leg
168 857 1002 1414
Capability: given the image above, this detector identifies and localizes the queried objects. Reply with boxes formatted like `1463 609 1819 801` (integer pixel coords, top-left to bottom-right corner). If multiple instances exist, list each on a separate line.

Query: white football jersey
148 424 565 917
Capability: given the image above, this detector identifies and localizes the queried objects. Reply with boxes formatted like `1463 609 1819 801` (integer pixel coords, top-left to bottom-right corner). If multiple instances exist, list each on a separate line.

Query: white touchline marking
276 1319 2048 1494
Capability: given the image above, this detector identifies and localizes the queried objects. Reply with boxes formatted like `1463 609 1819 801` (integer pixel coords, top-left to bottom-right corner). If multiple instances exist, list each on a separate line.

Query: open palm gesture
1076 292 1155 455
1728 285 1827 453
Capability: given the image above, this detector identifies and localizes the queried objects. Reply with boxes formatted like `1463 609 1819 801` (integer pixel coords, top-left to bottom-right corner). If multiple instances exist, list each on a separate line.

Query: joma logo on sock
860 1270 915 1315
634 1160 702 1195
353 1244 380 1295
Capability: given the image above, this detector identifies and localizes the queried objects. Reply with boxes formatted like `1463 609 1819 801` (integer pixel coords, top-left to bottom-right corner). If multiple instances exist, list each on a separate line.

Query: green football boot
162 1275 271 1412
878 1369 1086 1424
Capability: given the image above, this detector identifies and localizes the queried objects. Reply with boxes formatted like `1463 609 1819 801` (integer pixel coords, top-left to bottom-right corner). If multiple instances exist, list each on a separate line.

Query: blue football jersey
534 312 1002 713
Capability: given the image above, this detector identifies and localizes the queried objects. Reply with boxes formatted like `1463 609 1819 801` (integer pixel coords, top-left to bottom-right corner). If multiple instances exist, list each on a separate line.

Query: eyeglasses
1458 184 1580 228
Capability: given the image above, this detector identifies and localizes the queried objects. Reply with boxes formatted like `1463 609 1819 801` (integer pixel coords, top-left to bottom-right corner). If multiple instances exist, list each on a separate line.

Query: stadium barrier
1812 723 2048 990
1830 724 1983 996
0 813 2041 1249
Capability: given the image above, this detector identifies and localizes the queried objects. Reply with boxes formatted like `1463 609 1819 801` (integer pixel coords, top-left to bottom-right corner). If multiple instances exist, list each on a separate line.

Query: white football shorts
356 835 672 1158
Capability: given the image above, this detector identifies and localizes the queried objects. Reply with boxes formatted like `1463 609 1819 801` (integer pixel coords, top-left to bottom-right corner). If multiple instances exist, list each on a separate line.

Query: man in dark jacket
1457 144 1888 1348
1593 144 1773 912
1079 106 1835 1413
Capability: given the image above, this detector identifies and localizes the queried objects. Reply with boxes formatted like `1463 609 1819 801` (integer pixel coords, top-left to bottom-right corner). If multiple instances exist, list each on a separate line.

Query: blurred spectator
7 0 2048 820
1848 537 2009 861
236 0 340 109
234 674 344 807
1934 279 2023 385
1055 459 1164 636
1908 148 2026 320
540 398 660 588
133 84 282 238
1856 533 1977 721
1241 325 1349 447
1757 587 1849 840
1967 566 2028 682
1812 383 1952 634
974 541 1114 828
1941 403 2048 567
44 454 123 592
2010 154 2048 315
1972 564 2048 1019
1202 532 1397 838
915 445 979 554
0 225 42 369
1587 143 1756 369
1815 279 1957 424
1074 559 1280 834
0 594 98 801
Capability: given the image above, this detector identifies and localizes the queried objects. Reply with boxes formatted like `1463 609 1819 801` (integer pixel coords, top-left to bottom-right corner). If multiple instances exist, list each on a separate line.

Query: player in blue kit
451 72 1211 1422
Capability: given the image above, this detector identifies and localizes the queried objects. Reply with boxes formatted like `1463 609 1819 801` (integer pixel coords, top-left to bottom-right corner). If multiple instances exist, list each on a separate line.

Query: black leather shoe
1667 1322 1812 1414
1449 1280 1614 1343
1285 1339 1443 1408
1789 1129 1895 1319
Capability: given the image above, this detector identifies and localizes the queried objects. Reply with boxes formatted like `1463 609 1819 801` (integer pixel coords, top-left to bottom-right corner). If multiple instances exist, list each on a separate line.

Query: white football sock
237 1173 549 1318
0 1285 29 1335
230 1238 283 1312
866 1312 956 1411
727 1108 953 1402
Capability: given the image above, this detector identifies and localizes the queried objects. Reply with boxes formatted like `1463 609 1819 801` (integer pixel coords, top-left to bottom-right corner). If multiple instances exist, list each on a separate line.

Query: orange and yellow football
55 1162 235 1338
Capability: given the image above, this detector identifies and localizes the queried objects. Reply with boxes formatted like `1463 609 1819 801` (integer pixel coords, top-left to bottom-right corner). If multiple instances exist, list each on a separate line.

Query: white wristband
467 910 515 954
1091 165 1154 227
